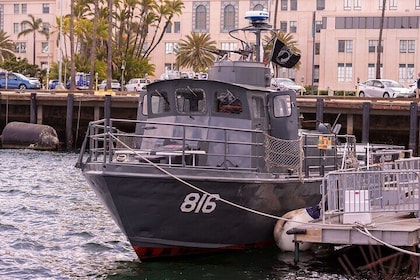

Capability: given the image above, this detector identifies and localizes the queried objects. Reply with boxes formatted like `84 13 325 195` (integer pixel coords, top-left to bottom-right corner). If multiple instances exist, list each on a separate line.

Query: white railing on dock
321 157 420 224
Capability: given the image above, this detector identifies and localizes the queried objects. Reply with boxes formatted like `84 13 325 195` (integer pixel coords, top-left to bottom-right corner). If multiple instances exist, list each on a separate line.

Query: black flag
270 39 300 68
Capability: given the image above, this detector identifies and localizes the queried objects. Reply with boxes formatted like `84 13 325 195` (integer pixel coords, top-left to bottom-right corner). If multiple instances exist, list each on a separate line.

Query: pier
0 90 419 151
289 157 420 277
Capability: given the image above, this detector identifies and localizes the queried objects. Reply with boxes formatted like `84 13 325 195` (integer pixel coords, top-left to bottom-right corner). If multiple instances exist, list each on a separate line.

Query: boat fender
1 121 59 150
273 206 319 252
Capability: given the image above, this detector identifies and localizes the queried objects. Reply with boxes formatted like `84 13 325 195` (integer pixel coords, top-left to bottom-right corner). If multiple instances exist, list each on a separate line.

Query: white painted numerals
180 193 220 213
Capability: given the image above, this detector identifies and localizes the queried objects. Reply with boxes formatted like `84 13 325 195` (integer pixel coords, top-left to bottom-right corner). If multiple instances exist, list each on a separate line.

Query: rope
109 133 292 222
354 223 420 257
107 133 420 258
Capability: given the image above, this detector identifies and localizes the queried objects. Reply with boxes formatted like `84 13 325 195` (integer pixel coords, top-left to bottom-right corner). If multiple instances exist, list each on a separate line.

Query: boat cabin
133 77 299 171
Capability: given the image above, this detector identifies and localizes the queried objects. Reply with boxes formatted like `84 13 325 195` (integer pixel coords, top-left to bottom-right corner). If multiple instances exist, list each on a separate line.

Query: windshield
383 80 403 88
15 73 28 80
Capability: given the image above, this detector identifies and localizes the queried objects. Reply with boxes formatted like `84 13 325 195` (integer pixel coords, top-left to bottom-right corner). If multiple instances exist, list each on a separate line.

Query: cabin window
215 90 243 114
150 90 171 114
175 87 206 113
142 94 148 115
251 96 265 118
273 95 292 117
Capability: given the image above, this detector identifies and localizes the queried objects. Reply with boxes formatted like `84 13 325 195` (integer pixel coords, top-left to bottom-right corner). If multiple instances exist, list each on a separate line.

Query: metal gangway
321 157 420 224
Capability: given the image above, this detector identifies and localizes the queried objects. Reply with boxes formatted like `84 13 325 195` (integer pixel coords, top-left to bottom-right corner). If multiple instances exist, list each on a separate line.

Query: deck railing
77 118 357 178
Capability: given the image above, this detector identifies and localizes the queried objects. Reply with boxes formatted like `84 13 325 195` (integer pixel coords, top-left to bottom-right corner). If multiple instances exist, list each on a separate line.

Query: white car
98 79 121 91
271 78 306 94
28 77 42 89
358 79 414 98
124 78 151 92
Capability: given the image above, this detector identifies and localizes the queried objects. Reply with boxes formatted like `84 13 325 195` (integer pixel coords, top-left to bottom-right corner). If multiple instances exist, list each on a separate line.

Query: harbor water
0 149 347 279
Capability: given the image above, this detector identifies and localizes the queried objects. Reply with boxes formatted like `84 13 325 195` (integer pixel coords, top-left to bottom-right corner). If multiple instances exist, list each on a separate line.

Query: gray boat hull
83 163 322 260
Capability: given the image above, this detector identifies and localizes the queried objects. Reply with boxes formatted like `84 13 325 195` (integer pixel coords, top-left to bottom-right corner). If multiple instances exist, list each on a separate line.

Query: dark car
0 72 40 90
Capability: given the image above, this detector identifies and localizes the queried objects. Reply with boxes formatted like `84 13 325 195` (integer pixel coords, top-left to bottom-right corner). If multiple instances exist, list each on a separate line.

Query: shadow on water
97 247 348 280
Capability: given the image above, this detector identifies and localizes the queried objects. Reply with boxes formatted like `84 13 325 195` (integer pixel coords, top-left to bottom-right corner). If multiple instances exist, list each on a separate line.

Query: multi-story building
0 0 63 74
1 0 419 91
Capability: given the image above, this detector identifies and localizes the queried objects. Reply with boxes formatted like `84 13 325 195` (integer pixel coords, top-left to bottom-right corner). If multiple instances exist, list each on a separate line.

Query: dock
0 90 420 151
289 157 420 277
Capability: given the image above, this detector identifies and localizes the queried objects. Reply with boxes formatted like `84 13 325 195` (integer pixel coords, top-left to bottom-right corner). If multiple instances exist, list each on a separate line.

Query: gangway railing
321 157 420 224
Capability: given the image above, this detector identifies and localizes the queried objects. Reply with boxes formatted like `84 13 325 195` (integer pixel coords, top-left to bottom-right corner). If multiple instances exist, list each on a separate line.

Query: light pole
58 0 63 88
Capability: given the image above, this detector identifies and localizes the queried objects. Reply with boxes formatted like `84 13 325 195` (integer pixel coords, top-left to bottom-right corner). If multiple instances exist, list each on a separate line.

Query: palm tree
176 32 217 73
18 14 48 64
0 31 16 62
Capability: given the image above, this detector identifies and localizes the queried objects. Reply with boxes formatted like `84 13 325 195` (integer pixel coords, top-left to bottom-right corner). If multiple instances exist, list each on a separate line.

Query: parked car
48 79 59 89
66 72 90 90
124 78 151 92
0 72 41 90
98 79 121 91
28 77 42 89
358 79 414 98
270 78 306 94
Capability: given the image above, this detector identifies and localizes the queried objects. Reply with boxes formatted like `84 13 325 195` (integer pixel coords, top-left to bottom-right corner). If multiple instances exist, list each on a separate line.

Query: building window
42 42 49 53
165 42 178 54
398 64 415 83
15 42 26 53
13 23 19 34
280 21 287 32
290 21 297 33
368 63 382 79
42 4 49 14
194 4 207 31
337 63 352 82
290 0 297 10
165 22 172 33
223 4 235 30
14 4 19 14
344 0 351 10
368 63 375 79
174 22 180 33
389 0 397 9
250 0 267 11
221 42 237 51
354 0 361 9
317 0 325 10
281 0 287 11
368 40 383 53
338 40 353 53
314 65 319 83
416 0 420 9
315 43 320 55
21 4 27 14
399 40 415 53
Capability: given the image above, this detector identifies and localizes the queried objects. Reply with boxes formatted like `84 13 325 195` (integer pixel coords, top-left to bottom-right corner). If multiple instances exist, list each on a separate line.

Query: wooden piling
30 92 36 124
362 102 370 144
66 93 74 150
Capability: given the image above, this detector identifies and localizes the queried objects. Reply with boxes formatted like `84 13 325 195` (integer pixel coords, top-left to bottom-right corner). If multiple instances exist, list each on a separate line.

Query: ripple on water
0 149 347 279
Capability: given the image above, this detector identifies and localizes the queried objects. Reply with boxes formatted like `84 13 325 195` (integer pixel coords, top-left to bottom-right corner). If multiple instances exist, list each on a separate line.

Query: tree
376 0 386 79
18 14 49 65
0 31 16 62
176 32 217 73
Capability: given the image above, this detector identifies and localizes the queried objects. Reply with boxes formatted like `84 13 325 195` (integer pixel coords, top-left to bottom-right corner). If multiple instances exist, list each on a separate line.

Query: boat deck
292 212 420 247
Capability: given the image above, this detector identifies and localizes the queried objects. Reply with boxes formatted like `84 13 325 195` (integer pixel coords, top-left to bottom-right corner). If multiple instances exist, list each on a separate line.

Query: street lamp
58 0 63 88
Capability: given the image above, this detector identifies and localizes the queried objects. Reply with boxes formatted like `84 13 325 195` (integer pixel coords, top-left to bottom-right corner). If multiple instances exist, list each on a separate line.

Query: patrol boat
76 12 357 260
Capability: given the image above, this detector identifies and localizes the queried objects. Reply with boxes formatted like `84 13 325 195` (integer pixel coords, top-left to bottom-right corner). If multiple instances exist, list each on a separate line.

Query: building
1 0 420 91
0 0 63 74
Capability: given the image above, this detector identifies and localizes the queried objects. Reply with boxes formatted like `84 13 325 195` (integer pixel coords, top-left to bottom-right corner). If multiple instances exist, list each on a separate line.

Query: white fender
273 208 314 252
